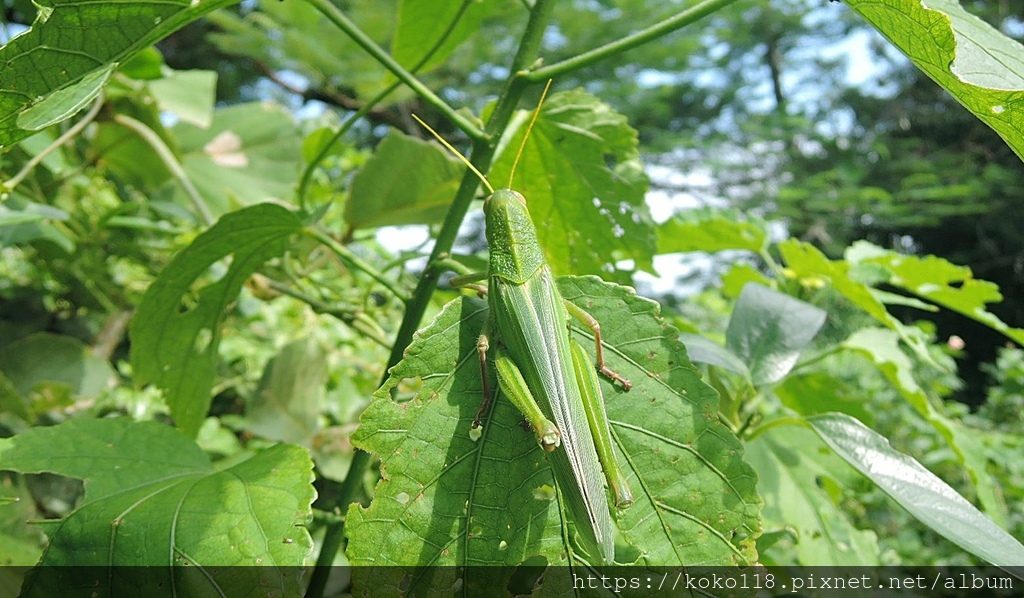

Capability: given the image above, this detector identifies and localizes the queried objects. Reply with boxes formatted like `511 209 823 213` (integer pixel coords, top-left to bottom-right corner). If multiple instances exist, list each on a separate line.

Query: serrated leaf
130 203 303 437
843 328 1006 527
247 337 326 446
346 276 761 593
0 0 239 148
726 284 827 386
0 418 314 596
845 0 1024 161
808 413 1024 567
346 130 464 229
172 102 305 215
488 91 656 279
657 208 768 255
746 424 879 565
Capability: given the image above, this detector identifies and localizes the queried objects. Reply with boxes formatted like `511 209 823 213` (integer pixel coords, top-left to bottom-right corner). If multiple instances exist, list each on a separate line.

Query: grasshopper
413 84 633 564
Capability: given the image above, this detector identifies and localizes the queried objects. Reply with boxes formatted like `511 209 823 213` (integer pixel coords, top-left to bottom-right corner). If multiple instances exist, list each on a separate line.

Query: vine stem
304 2 557 595
297 0 479 209
113 114 215 226
526 0 742 82
302 0 483 142
3 94 105 193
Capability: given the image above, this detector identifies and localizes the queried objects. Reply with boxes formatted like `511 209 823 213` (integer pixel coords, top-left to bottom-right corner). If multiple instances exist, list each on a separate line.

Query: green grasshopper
413 85 634 564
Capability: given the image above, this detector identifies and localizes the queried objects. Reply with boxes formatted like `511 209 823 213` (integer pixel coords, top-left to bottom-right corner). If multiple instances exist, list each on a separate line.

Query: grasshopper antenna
507 79 553 189
411 114 494 195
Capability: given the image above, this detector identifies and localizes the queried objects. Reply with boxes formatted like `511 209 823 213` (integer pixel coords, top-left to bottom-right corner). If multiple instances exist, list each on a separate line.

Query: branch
526 0 741 82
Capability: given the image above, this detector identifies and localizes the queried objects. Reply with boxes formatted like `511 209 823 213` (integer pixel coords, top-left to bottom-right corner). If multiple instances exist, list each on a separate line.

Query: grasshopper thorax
484 189 546 285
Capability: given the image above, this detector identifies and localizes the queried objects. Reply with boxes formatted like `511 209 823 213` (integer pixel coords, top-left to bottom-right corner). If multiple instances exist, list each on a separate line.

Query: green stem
302 0 482 141
306 2 557 593
526 0 741 82
745 416 808 441
113 114 215 226
304 227 409 302
265 279 391 348
3 95 105 194
298 0 479 210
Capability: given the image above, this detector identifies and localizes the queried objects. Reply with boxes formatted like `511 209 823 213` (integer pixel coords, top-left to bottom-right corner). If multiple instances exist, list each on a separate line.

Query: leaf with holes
130 203 303 437
0 418 315 596
346 276 761 594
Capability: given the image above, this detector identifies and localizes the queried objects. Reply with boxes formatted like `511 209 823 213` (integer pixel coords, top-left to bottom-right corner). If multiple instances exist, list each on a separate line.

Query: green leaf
0 0 239 148
843 328 1006 527
656 208 768 255
679 333 751 380
391 0 498 76
808 413 1024 567
172 102 305 216
0 333 115 400
148 69 218 128
725 284 826 386
247 337 326 446
845 0 1024 161
16 66 112 132
346 130 464 229
488 91 656 279
0 418 314 594
346 276 760 589
130 203 303 437
848 241 1024 346
721 263 773 299
778 239 936 365
746 424 879 565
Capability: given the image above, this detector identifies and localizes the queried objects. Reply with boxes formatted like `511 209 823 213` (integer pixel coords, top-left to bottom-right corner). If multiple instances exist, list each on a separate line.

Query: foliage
1 0 1024 595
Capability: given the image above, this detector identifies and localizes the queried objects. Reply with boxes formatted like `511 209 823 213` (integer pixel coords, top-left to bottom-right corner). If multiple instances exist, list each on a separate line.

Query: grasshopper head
484 189 545 283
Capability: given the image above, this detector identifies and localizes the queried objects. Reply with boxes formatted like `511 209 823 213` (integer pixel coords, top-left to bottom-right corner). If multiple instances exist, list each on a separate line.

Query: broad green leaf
778 239 936 365
0 418 314 595
775 372 874 425
843 328 1005 526
130 203 303 437
845 0 1024 161
657 208 768 255
746 424 879 565
346 130 463 229
347 276 761 593
247 337 326 446
172 102 305 215
391 0 498 75
808 413 1024 567
679 333 751 380
488 91 656 279
205 0 391 99
0 333 115 400
0 0 239 148
148 69 218 128
725 284 826 386
721 263 772 299
848 241 1024 346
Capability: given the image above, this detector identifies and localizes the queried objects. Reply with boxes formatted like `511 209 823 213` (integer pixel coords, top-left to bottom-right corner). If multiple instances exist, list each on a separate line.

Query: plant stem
113 114 215 226
526 0 741 82
304 227 409 302
305 2 557 593
302 0 483 141
297 0 478 209
3 95 104 193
